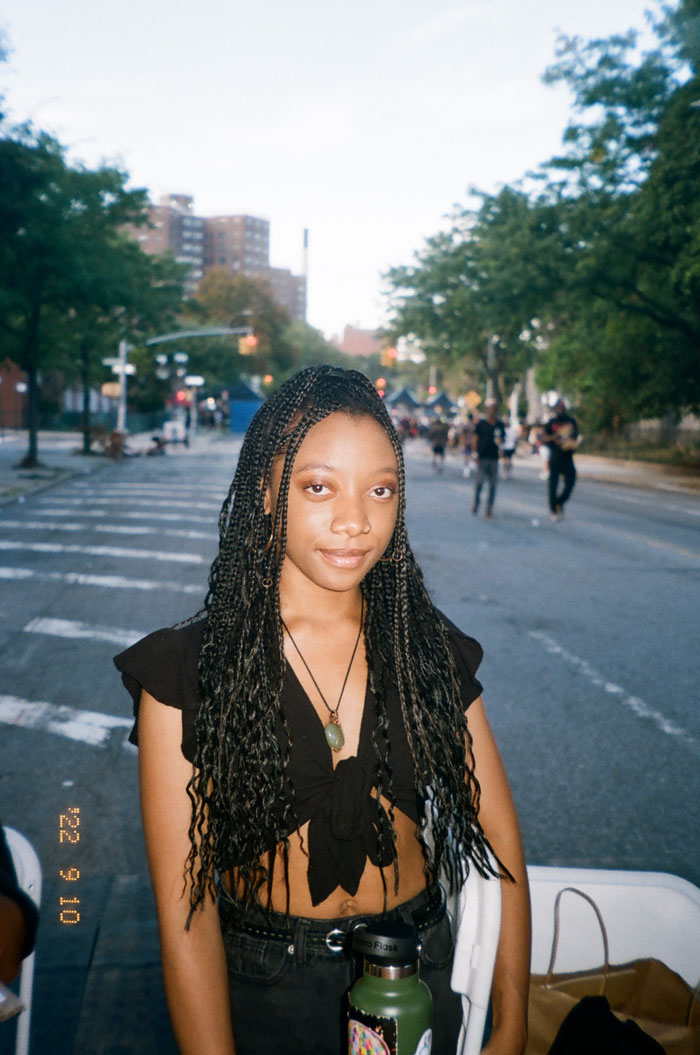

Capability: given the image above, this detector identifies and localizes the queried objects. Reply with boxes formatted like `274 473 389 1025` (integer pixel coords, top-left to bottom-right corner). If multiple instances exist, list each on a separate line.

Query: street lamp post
104 326 255 435
184 375 205 438
103 340 136 432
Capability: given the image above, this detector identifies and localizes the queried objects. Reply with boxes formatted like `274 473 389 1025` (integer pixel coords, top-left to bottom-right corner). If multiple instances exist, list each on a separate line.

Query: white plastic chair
528 864 700 988
3 827 42 1055
448 860 502 1055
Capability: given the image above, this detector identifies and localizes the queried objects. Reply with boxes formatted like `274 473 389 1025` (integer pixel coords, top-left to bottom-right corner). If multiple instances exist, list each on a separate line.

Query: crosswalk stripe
0 540 203 563
32 508 215 524
0 519 217 541
36 496 219 511
0 566 203 593
23 617 142 648
0 694 133 749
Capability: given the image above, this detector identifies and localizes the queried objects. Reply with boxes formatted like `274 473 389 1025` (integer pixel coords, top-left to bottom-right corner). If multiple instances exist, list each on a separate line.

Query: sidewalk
0 429 219 506
0 431 145 506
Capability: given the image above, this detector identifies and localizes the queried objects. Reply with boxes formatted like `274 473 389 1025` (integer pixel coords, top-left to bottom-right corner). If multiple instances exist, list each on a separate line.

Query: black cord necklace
281 597 364 752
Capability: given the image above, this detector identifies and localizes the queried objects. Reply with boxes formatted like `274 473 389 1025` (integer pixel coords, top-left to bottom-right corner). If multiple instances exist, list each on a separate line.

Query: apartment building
203 214 270 278
131 194 205 295
130 195 306 321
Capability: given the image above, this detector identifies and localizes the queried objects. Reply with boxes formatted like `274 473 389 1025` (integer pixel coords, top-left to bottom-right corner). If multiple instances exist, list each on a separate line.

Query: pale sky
1 0 656 339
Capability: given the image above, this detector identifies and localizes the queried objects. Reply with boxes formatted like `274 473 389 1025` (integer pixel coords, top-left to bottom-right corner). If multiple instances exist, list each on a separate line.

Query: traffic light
238 333 258 356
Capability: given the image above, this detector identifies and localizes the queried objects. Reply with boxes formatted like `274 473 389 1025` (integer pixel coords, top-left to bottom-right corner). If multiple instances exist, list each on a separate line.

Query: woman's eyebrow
293 462 398 475
292 461 335 473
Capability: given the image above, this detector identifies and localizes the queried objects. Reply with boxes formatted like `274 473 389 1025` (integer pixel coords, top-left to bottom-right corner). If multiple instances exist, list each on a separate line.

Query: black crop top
114 614 484 905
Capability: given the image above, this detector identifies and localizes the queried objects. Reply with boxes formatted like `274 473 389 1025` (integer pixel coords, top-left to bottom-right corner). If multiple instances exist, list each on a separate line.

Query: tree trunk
81 340 92 454
17 361 40 468
17 305 42 468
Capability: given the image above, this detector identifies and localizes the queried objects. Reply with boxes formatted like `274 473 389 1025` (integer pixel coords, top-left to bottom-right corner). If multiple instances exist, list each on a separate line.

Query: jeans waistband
226 881 446 954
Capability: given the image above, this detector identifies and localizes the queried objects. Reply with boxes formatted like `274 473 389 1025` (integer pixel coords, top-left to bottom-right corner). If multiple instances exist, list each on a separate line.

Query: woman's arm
139 690 236 1055
468 697 531 1055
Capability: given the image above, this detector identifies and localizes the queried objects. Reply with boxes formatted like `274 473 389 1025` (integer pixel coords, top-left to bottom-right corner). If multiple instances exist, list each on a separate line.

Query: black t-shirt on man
474 418 505 460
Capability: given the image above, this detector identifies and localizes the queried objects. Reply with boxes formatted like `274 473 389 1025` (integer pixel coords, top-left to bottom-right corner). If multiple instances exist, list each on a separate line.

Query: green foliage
383 0 700 431
0 119 185 461
190 269 297 383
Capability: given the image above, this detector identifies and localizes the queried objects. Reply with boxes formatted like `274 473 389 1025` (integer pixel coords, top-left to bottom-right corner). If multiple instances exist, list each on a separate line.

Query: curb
0 461 111 508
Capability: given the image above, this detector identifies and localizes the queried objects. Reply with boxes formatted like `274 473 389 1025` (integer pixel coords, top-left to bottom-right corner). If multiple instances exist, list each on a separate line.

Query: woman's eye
305 482 329 495
372 486 395 499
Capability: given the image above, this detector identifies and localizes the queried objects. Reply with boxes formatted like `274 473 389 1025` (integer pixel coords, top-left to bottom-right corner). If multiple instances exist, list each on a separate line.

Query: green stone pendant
324 714 345 752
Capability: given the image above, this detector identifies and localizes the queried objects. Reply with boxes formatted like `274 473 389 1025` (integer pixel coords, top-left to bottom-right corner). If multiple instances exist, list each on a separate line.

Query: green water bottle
348 920 433 1055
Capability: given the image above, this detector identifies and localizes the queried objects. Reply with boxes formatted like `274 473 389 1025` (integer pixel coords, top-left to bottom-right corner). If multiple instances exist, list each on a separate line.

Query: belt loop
293 916 307 966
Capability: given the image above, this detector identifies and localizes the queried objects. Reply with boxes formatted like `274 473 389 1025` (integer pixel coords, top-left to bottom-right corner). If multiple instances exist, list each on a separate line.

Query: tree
189 270 298 383
533 17 700 423
65 241 186 450
384 187 564 405
384 1 700 429
0 125 177 464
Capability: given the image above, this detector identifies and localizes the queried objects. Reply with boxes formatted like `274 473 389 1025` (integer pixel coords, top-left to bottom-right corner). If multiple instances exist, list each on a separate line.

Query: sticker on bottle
348 1016 432 1055
349 1015 395 1054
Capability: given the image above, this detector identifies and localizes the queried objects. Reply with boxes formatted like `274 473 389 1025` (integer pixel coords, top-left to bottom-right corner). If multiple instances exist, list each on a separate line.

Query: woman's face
266 411 399 597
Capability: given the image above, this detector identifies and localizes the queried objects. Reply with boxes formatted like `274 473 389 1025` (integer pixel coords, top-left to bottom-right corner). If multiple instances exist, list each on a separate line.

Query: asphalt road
0 433 698 1053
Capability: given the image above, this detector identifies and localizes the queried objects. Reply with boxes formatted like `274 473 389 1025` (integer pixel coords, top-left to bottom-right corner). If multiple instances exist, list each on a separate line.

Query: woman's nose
330 496 371 536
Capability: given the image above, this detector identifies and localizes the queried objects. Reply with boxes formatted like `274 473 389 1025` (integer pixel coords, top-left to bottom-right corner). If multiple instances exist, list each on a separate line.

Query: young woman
115 366 530 1055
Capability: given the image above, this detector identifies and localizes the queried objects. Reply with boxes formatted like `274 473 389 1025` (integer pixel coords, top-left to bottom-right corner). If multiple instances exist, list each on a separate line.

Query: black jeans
220 883 462 1055
548 456 576 512
474 458 498 513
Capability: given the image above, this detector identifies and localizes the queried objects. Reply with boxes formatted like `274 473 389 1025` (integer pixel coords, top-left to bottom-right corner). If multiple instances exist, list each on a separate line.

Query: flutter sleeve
439 612 485 710
113 619 205 763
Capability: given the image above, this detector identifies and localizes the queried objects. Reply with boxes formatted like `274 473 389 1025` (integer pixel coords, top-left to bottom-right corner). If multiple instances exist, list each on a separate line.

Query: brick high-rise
130 195 306 321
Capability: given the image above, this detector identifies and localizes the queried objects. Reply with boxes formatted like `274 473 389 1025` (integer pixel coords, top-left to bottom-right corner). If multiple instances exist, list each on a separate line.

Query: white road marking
529 630 696 748
0 566 202 593
97 525 216 540
34 508 214 524
0 694 132 748
23 617 142 648
0 519 216 541
73 484 226 499
0 520 83 531
36 496 219 511
0 540 203 563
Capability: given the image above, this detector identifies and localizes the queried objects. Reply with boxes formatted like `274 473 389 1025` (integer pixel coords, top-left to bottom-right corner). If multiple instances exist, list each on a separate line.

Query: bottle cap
352 920 419 966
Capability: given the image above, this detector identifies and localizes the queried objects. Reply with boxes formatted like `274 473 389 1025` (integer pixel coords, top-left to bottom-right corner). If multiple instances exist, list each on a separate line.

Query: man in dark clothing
471 399 506 518
543 398 580 519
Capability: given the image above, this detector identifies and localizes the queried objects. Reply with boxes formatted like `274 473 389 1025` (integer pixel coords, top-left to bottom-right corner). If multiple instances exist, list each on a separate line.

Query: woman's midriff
226 800 429 918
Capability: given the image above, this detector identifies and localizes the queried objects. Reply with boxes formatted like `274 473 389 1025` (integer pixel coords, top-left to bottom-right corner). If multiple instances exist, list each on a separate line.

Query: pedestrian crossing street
0 471 230 752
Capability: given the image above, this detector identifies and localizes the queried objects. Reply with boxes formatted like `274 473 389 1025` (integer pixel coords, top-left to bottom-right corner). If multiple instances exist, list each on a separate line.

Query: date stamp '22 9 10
58 807 81 925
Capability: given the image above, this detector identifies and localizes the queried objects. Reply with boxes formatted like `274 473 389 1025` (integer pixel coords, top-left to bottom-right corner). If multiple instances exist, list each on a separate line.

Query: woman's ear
263 482 273 517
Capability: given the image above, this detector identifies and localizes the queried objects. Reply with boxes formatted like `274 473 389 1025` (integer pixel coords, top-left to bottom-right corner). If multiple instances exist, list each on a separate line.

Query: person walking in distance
543 398 580 520
428 416 450 472
472 399 505 519
459 414 476 478
500 420 520 479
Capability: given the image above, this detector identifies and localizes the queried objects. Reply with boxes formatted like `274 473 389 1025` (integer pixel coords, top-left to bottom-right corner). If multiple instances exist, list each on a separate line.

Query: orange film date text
58 807 81 925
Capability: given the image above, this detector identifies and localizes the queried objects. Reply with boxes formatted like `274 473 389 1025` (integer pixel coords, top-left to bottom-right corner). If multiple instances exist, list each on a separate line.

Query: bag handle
545 887 610 994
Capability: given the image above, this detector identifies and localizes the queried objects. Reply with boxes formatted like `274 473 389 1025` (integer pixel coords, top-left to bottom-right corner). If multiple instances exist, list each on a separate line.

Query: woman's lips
319 548 369 568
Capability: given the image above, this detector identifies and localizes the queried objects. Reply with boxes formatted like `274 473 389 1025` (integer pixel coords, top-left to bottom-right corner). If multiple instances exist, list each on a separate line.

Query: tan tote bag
526 887 700 1055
